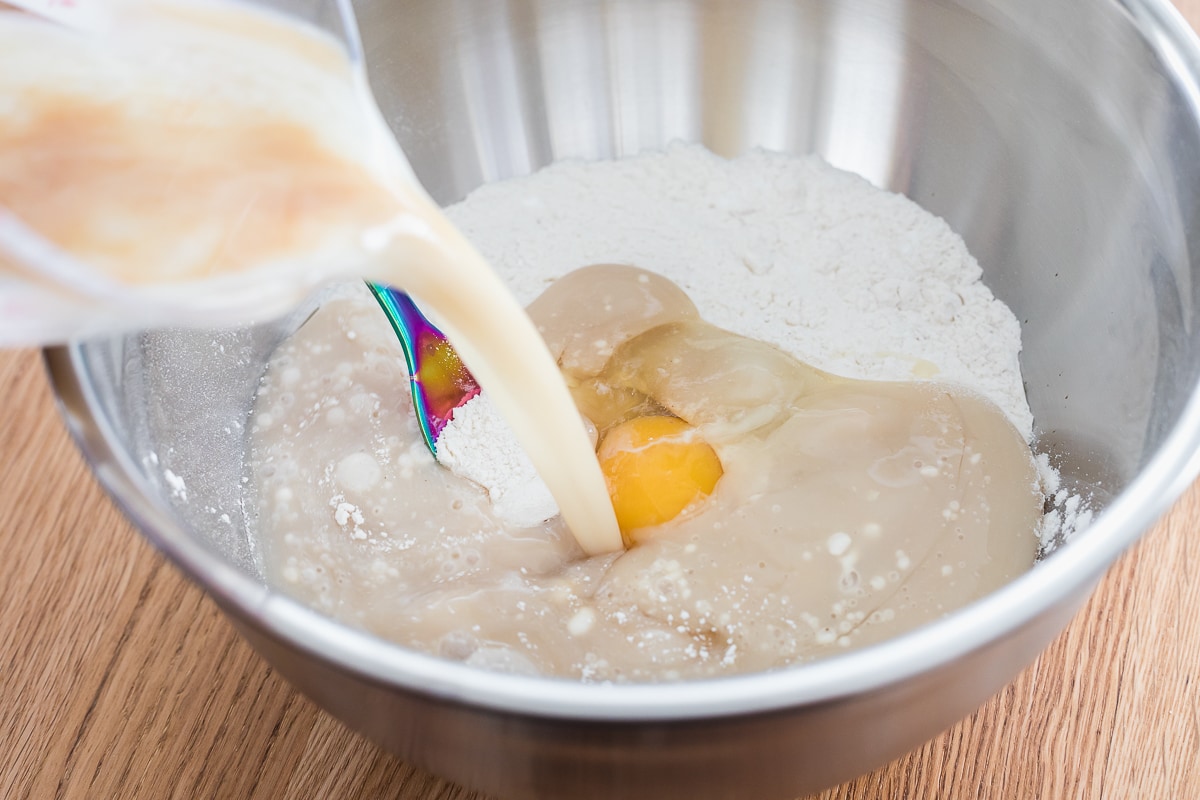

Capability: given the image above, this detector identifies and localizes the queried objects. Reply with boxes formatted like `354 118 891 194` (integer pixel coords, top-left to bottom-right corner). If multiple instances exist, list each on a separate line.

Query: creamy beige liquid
250 266 1042 680
0 0 621 554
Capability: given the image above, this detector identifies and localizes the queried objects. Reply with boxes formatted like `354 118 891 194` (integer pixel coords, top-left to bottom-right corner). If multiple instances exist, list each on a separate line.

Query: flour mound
447 143 1033 439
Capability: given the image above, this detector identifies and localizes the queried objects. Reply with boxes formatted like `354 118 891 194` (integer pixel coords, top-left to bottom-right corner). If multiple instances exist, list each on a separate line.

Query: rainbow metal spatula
367 282 480 456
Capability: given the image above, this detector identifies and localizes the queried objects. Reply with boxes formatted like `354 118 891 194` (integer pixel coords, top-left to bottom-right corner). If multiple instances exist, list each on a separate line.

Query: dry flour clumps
437 393 559 528
447 143 1034 439
1034 453 1094 555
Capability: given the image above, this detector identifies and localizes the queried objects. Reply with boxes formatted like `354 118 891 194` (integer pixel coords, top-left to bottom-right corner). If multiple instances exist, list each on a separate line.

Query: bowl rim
42 0 1200 723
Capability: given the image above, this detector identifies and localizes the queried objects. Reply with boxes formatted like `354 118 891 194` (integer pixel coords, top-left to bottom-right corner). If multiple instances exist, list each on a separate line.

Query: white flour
445 143 1033 438
437 144 1081 539
437 392 559 528
1035 453 1094 553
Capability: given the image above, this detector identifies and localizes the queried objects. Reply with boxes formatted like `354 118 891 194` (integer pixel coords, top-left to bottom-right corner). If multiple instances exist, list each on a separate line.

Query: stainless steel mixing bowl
43 0 1200 797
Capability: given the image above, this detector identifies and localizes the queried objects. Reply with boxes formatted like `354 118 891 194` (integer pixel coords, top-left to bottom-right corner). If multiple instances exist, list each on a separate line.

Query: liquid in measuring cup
0 0 623 554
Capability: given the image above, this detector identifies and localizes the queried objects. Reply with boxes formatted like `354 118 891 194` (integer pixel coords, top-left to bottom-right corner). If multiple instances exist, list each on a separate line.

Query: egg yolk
597 415 723 542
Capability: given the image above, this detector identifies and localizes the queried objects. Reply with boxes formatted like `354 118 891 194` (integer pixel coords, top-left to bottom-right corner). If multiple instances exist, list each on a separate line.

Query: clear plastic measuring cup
0 0 420 345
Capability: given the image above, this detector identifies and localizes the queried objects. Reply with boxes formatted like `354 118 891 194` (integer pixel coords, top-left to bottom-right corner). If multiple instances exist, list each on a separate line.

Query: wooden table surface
6 10 1200 798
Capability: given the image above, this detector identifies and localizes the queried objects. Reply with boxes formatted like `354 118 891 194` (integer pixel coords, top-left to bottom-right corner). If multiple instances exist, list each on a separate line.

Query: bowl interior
62 0 1200 708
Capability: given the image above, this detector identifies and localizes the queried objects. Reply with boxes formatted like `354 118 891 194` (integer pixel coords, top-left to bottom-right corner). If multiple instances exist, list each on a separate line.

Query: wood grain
5 6 1200 796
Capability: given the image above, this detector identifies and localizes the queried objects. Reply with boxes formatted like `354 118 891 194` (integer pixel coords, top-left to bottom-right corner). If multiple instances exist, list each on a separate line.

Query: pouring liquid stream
0 0 623 554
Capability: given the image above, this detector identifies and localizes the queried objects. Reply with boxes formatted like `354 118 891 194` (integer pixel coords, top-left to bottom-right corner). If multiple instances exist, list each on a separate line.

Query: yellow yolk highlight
597 415 723 541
